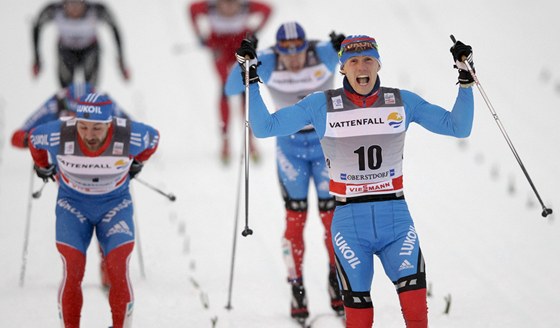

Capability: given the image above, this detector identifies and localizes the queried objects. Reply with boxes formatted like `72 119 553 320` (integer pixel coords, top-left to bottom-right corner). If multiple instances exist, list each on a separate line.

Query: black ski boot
290 282 309 323
328 270 345 316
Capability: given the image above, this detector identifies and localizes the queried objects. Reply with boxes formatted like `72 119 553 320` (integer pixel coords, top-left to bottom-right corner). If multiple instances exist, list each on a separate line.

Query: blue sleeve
402 87 474 138
21 97 59 131
112 104 132 120
314 41 340 72
248 84 327 138
225 49 277 96
225 61 244 96
28 119 63 166
129 121 159 157
106 94 133 120
112 103 132 120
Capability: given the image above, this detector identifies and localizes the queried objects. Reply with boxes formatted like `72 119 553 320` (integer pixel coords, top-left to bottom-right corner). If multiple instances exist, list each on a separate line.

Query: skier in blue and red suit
28 93 159 328
12 82 131 290
226 22 345 321
235 34 475 327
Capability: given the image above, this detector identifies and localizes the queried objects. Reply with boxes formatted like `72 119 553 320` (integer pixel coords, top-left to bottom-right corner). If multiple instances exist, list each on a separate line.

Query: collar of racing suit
342 76 381 108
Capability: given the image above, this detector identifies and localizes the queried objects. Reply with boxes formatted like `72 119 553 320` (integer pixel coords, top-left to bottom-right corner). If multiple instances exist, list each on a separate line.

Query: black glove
197 36 207 47
32 58 41 77
246 33 259 50
34 164 56 182
235 38 261 85
129 159 143 179
329 31 345 52
118 57 130 80
450 40 475 87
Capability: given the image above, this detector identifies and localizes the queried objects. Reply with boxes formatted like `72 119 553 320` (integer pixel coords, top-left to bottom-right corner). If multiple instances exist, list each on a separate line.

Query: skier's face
278 52 306 72
340 56 380 95
64 1 86 19
76 121 110 151
216 0 242 17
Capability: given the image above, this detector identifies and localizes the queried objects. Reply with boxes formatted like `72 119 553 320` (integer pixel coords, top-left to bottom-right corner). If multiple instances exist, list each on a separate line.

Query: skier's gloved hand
197 36 207 47
118 57 130 81
129 159 143 179
235 39 261 85
450 40 475 87
246 33 259 50
329 31 346 52
32 59 41 77
34 164 56 182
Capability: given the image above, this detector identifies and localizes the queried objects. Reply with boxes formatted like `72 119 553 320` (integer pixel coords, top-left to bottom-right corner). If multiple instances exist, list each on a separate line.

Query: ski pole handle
449 34 468 63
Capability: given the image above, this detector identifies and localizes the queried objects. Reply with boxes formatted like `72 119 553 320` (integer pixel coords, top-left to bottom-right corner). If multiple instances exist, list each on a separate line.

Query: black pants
58 42 100 87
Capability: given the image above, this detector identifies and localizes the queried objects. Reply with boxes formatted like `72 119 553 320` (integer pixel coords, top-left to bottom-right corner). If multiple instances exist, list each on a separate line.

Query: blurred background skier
226 21 345 323
31 0 130 87
11 82 130 149
188 0 272 163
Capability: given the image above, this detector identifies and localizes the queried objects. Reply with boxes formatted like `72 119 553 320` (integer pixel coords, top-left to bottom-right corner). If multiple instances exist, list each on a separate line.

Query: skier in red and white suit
188 0 272 163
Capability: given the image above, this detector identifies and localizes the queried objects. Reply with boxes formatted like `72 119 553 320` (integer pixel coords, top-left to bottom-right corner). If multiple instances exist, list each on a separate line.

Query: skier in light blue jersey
226 22 345 321
11 82 130 148
235 35 475 328
28 93 159 328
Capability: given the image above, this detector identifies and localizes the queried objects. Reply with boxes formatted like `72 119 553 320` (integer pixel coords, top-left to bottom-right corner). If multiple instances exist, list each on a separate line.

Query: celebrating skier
226 22 345 322
235 35 475 327
28 93 159 328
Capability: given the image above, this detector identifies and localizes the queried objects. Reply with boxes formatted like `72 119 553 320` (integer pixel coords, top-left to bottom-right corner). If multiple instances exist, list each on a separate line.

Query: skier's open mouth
356 75 370 85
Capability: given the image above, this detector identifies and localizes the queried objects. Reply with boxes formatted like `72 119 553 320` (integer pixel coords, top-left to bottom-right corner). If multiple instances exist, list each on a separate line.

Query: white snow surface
1 0 559 327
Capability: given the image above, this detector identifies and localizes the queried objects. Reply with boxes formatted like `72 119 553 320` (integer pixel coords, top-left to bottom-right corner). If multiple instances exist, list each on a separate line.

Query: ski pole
133 207 147 279
241 53 253 237
450 35 553 218
19 166 35 287
134 177 177 202
128 184 147 279
32 181 47 199
225 151 244 310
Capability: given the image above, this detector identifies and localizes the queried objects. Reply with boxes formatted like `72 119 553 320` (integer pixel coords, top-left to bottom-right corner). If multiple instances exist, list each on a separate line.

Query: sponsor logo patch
332 95 344 110
334 232 361 269
384 93 396 105
398 259 414 271
387 112 403 128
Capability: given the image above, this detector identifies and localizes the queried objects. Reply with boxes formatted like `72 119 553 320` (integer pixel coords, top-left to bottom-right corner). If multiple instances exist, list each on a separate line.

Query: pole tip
450 34 457 43
241 228 253 237
168 194 177 202
542 208 553 218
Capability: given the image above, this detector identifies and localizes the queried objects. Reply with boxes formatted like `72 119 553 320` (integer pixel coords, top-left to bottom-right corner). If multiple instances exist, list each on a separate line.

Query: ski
292 317 307 328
